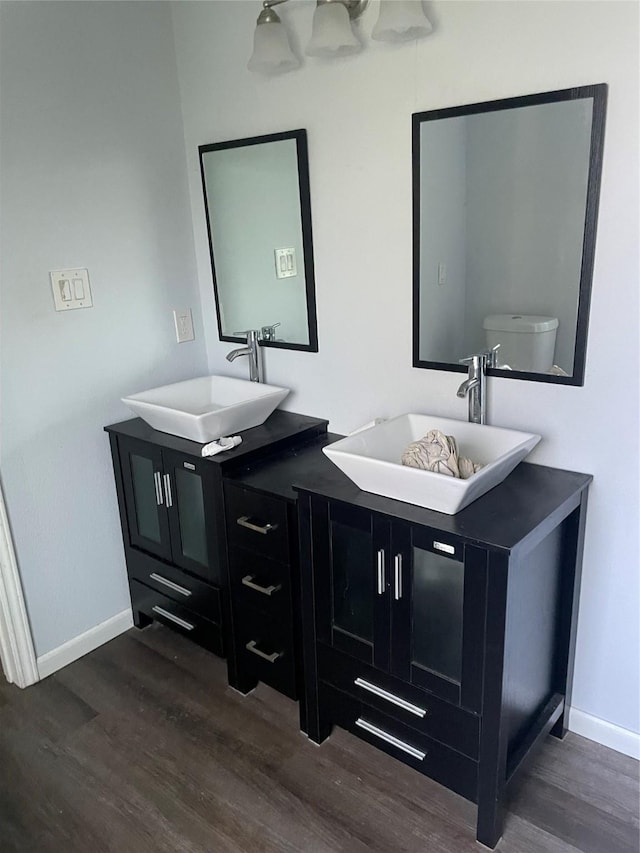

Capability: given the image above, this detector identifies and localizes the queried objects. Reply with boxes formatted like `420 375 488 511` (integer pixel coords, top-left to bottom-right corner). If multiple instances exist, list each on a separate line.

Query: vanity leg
133 609 152 629
229 670 259 696
550 713 568 740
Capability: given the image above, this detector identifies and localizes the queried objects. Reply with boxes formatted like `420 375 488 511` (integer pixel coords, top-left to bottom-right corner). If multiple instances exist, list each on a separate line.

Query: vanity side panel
502 523 565 759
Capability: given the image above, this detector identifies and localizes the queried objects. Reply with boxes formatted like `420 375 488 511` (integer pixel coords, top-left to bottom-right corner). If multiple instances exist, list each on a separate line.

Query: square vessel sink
122 375 289 443
323 414 540 514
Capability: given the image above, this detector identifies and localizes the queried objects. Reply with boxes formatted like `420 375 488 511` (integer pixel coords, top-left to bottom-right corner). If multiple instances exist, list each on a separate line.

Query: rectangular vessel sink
323 414 540 514
122 375 289 443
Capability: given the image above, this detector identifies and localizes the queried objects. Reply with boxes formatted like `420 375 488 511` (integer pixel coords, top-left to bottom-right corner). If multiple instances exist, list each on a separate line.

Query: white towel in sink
401 429 482 479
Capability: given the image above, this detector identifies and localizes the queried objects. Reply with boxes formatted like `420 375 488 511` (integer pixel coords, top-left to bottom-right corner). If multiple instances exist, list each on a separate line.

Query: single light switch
50 268 93 311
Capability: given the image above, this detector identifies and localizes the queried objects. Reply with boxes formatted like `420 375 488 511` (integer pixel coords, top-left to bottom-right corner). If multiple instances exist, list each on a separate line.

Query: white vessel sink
122 375 289 443
323 414 540 514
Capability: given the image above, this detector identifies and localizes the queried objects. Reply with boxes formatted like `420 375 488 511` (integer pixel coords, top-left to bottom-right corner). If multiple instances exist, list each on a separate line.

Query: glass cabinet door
391 525 485 710
325 503 390 670
119 437 171 561
163 450 221 584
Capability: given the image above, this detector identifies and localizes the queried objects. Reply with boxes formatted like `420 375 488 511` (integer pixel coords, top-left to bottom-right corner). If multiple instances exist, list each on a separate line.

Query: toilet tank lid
483 314 559 333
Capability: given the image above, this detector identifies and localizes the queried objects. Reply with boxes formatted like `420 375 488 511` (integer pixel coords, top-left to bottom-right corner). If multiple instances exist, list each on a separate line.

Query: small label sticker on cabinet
433 541 455 555
183 462 196 470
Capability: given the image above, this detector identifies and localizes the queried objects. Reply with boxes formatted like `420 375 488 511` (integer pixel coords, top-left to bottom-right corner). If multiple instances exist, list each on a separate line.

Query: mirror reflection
413 85 606 384
199 129 318 351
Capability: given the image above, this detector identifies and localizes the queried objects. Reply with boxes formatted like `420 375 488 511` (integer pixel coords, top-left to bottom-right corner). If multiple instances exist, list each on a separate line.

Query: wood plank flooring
1 624 638 853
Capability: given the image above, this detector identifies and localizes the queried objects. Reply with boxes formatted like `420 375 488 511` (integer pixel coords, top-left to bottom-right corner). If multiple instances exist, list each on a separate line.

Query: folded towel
201 435 242 457
401 429 482 480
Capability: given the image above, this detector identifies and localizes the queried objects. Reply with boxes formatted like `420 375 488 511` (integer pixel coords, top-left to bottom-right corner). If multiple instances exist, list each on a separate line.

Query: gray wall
0 1 207 656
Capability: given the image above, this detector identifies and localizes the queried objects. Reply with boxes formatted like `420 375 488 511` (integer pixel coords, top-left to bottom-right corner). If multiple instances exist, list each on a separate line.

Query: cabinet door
119 436 172 561
162 449 222 585
390 524 485 711
319 502 390 670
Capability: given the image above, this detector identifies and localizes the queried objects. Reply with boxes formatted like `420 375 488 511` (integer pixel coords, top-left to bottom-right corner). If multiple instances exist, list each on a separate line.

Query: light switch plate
50 268 93 311
274 247 297 279
173 308 195 343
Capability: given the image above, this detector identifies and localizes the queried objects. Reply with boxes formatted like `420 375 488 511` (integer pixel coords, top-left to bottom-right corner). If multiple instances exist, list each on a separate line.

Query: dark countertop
105 410 329 468
107 411 592 554
294 458 592 553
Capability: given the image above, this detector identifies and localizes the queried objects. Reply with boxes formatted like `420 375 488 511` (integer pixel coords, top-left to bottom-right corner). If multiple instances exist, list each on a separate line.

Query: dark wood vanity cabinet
105 412 328 668
296 464 591 848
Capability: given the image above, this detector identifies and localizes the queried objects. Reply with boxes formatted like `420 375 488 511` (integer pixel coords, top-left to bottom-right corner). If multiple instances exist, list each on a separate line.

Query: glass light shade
306 3 361 58
372 0 433 43
248 21 299 74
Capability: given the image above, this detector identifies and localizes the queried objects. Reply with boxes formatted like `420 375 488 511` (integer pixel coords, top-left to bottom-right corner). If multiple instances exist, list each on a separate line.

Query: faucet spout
457 352 489 424
226 330 263 382
456 377 479 398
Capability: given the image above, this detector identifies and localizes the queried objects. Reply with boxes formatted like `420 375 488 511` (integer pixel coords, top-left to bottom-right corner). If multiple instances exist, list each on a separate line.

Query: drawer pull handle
163 473 173 508
154 471 163 506
354 678 427 718
241 575 281 596
152 606 194 631
376 549 385 595
394 553 403 600
355 718 426 761
237 516 277 535
245 640 281 663
150 573 191 597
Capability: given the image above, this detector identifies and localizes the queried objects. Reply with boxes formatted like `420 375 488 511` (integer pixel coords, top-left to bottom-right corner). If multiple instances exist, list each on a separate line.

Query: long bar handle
154 471 163 506
150 572 191 598
241 575 281 596
355 718 426 761
394 553 403 600
245 640 281 663
237 515 277 535
152 606 194 631
354 678 427 718
376 549 386 595
163 473 173 508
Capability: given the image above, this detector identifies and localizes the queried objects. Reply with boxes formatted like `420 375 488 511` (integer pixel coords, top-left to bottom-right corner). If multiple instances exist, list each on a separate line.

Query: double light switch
50 268 93 311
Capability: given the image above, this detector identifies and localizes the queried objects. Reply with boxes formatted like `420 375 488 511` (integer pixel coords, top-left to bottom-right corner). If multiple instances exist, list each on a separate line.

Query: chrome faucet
456 346 500 424
226 329 263 383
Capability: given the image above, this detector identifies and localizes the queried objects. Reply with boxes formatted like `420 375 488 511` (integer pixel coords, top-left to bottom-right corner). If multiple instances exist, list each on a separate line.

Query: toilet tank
483 314 559 372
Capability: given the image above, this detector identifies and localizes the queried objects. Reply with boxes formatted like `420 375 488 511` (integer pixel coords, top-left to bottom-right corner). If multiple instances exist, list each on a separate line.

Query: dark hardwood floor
1 624 638 853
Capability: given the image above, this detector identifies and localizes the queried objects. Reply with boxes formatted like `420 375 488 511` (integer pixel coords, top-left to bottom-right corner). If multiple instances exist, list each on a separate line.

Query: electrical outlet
173 309 194 343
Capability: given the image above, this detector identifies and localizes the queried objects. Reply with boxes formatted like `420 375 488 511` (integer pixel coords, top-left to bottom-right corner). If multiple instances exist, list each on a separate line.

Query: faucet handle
260 322 281 342
484 344 501 367
233 329 260 342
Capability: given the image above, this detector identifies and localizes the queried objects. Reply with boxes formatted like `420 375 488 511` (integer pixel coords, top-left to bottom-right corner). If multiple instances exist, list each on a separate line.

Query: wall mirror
412 84 607 384
199 129 318 351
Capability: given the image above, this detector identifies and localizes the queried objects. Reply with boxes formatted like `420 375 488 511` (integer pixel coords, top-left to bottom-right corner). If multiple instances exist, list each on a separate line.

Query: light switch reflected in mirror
199 129 318 351
412 85 607 385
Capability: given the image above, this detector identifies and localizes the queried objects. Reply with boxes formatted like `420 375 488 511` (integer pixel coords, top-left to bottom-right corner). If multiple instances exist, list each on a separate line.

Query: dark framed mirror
412 84 607 384
199 129 318 351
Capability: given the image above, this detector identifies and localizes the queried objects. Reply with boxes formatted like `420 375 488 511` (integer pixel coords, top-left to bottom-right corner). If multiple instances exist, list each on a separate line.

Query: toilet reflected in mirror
483 314 559 374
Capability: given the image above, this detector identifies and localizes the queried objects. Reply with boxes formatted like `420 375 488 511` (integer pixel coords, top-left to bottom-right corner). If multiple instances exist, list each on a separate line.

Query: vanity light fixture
248 0 300 74
372 0 433 42
247 0 432 74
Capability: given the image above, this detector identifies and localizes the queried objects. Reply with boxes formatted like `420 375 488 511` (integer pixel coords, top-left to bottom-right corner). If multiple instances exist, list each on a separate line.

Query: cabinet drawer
229 546 291 620
225 483 289 564
128 551 221 622
319 681 478 803
130 580 223 657
318 644 479 759
235 604 296 699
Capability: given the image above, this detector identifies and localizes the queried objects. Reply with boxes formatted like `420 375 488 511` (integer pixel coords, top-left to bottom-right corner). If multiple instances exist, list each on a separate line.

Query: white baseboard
568 706 640 760
37 608 133 680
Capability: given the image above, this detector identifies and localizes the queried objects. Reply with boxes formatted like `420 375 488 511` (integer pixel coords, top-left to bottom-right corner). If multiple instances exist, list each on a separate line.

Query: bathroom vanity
105 411 328 673
105 411 590 849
